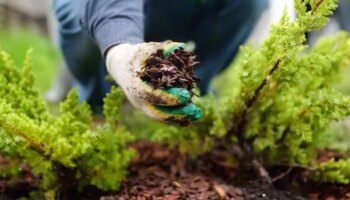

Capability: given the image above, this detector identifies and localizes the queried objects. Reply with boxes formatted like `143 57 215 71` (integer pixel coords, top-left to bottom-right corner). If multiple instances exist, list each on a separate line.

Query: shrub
148 0 350 184
0 50 135 197
1 0 350 198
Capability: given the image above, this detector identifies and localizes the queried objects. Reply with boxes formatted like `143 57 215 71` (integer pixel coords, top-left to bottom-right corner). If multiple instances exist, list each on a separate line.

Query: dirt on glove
139 48 200 91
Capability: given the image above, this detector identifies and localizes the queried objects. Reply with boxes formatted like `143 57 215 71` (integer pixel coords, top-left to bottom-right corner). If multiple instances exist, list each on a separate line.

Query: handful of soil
139 48 200 91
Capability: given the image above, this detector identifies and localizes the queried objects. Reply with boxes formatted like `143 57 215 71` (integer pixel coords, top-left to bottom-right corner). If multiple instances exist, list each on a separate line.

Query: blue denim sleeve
80 0 145 55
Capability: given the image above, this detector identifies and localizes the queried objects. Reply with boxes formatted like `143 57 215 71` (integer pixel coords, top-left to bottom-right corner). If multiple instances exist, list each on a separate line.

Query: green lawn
0 29 60 93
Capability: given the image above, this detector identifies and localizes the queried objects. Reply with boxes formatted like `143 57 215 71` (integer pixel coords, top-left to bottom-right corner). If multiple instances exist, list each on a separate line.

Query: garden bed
1 141 349 200
1 1 350 199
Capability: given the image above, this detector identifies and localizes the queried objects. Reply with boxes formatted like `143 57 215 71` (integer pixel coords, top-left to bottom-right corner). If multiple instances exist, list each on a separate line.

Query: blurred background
0 0 60 94
0 0 296 100
0 0 349 103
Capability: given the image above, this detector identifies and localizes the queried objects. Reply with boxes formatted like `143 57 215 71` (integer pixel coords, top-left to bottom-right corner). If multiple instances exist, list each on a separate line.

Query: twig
267 163 315 171
243 188 249 199
272 167 293 183
252 159 273 185
313 0 324 13
239 139 273 185
247 59 281 109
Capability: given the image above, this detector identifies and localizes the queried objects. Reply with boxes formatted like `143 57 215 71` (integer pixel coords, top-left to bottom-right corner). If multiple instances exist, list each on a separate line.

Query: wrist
106 44 131 67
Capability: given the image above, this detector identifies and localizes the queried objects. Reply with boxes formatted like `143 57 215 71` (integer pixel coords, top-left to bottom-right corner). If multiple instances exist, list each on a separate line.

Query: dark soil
1 142 350 200
139 48 200 91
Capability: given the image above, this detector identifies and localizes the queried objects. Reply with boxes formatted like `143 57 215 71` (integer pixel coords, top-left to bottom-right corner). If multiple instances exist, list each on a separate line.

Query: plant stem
272 167 293 182
54 161 77 199
247 59 281 109
277 108 308 145
232 59 281 138
313 0 324 13
226 59 282 184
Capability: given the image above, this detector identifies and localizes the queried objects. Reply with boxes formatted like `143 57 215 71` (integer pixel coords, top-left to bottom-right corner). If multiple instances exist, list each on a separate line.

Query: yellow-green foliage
313 159 350 184
1 0 350 191
149 0 350 184
226 0 350 166
0 49 135 192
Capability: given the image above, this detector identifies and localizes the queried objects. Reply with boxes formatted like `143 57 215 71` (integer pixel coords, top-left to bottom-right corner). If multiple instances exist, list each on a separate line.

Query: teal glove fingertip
167 88 191 104
183 103 203 121
155 103 203 121
163 43 186 57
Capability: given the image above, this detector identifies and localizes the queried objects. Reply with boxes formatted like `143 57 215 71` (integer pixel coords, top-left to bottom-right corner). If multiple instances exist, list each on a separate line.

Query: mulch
101 141 308 200
139 48 200 91
1 141 350 200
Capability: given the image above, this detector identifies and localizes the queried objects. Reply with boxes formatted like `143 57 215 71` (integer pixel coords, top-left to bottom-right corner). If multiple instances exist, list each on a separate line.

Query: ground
101 141 308 200
2 141 350 200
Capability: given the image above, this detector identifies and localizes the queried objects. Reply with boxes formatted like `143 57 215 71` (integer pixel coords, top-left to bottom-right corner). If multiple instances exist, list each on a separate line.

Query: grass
0 29 60 92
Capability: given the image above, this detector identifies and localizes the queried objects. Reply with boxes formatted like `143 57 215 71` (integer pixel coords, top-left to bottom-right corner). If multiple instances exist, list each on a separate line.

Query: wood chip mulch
1 141 350 199
139 48 200 91
101 141 308 200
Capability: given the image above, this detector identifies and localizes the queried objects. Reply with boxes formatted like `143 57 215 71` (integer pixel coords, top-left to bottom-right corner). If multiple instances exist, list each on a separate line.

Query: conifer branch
278 98 350 145
225 59 282 184
277 108 309 144
13 128 46 156
231 59 282 137
0 46 135 195
0 116 46 157
247 59 281 110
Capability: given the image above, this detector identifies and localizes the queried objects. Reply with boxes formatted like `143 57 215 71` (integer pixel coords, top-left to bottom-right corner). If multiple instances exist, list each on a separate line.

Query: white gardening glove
106 41 202 124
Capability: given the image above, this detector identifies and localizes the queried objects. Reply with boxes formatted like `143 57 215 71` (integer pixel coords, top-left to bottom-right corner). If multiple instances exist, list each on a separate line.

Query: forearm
80 0 145 55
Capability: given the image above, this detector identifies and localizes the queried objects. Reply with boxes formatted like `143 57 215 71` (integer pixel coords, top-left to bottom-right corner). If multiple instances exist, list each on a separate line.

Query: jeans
53 0 268 106
336 0 350 32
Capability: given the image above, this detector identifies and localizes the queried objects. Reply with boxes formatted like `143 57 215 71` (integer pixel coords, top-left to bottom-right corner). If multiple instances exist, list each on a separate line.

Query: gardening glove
106 41 202 124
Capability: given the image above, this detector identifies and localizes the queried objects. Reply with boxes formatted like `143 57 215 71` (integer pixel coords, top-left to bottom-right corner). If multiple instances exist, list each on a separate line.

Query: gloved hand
106 41 202 124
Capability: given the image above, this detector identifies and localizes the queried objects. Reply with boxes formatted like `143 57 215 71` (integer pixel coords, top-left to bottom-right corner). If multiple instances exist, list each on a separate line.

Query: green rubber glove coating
155 103 203 121
163 43 186 57
166 88 191 104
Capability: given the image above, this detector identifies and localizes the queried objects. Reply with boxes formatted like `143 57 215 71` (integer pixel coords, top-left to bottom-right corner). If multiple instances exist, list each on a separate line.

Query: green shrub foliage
1 0 350 195
0 49 135 193
313 158 350 184
149 0 350 184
